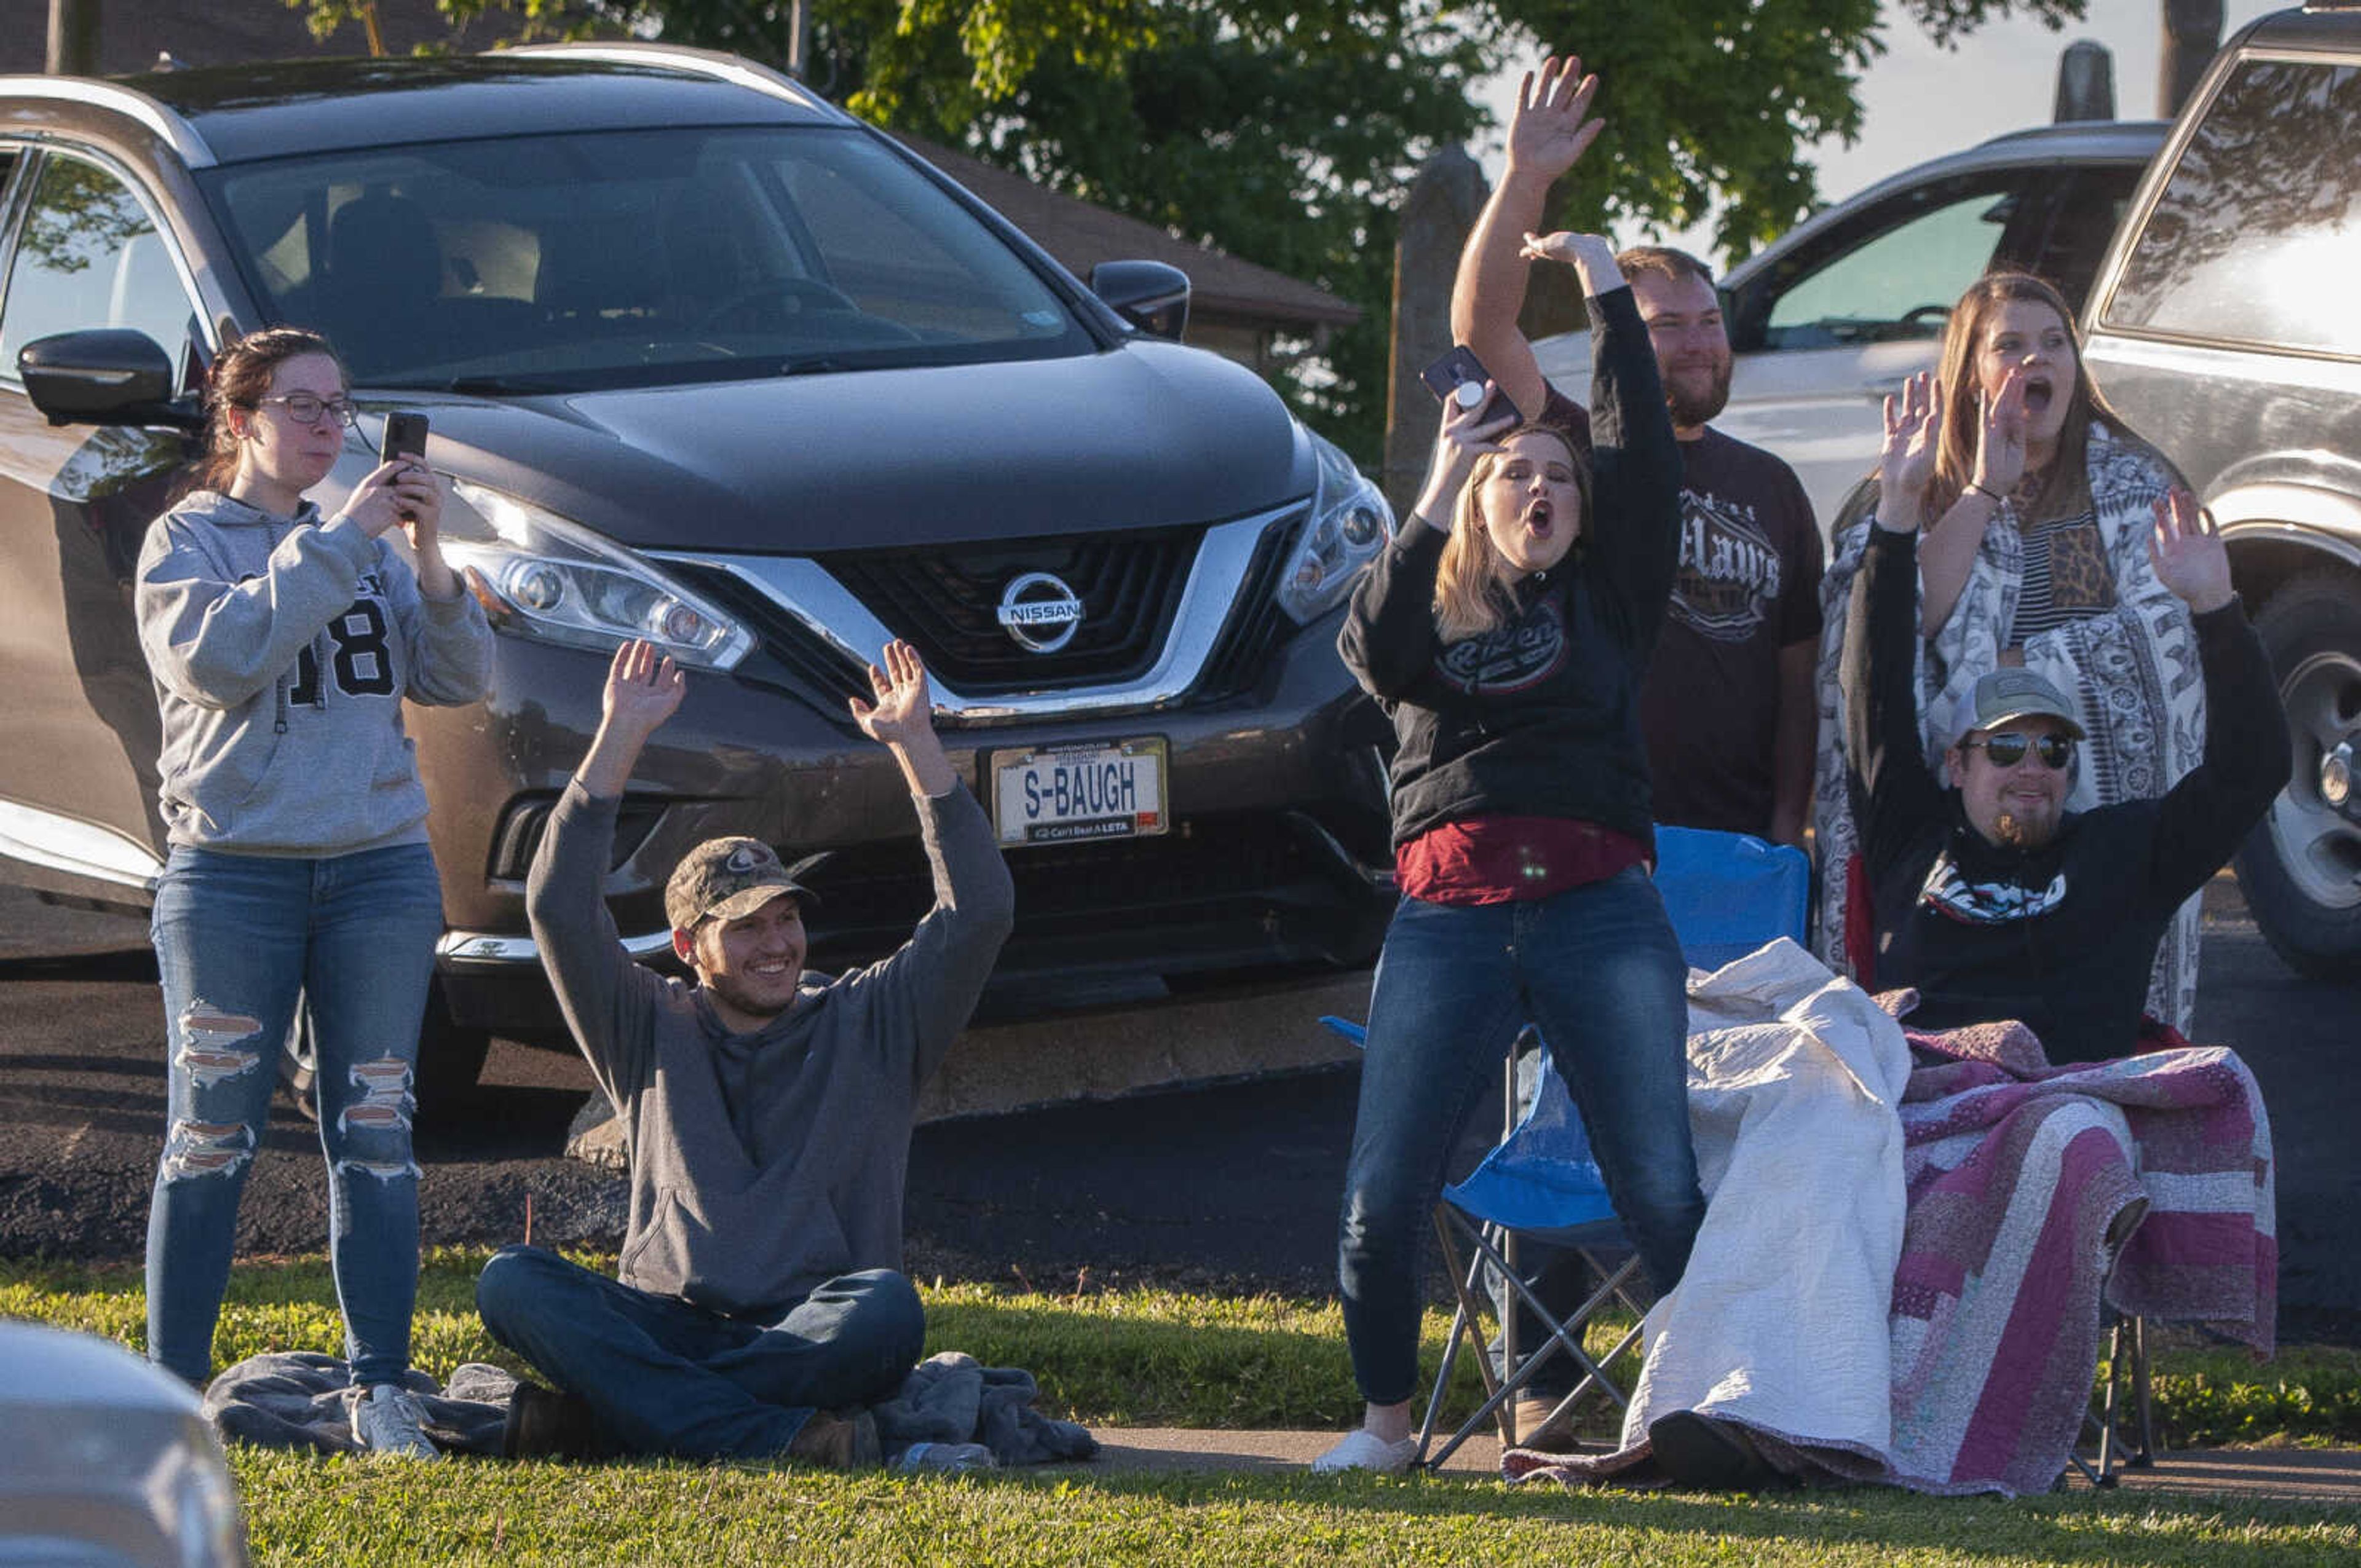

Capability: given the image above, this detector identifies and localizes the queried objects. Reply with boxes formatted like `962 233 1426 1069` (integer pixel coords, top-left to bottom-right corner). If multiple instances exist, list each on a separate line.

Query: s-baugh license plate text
992 738 1168 846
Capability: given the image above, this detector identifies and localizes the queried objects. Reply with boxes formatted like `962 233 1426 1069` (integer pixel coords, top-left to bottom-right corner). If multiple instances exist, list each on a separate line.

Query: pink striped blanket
1887 1015 2275 1495
1505 1004 2274 1497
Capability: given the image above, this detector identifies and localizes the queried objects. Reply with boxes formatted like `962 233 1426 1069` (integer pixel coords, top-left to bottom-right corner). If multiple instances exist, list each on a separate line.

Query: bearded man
1843 483 2285 1060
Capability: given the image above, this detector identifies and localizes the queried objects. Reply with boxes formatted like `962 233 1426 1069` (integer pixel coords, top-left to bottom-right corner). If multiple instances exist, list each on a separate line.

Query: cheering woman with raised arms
1317 159 1700 1472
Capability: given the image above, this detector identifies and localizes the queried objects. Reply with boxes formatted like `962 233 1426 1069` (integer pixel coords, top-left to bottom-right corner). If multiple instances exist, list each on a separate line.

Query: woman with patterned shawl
1812 271 2205 1033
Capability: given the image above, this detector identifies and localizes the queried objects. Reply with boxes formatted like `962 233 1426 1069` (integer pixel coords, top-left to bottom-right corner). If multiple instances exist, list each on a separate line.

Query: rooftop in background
897 135 1360 336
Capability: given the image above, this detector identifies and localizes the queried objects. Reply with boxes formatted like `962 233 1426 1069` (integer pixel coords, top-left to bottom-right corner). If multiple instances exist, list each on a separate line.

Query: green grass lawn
9 1250 2361 1566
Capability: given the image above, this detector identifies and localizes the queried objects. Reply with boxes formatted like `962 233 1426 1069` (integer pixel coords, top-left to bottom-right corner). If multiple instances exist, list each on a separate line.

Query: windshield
199 125 1093 391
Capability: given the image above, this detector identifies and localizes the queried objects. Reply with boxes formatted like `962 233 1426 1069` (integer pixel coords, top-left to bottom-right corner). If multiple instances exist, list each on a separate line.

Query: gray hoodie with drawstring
134 489 492 856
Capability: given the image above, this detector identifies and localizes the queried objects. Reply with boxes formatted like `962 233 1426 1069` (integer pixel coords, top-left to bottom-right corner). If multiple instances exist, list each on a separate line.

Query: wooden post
2160 0 2225 117
1384 146 1487 516
2054 41 2116 124
46 0 102 76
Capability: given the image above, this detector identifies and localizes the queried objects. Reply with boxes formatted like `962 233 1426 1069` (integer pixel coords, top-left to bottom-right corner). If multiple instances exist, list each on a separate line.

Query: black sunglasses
1964 731 2076 770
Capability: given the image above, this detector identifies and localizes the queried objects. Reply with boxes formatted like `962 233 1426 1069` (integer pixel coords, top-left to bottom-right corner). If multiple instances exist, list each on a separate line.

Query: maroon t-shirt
1538 385 1824 835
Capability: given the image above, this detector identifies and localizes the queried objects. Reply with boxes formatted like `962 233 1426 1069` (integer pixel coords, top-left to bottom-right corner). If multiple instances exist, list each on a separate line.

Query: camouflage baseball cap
663 837 815 932
1954 666 2087 743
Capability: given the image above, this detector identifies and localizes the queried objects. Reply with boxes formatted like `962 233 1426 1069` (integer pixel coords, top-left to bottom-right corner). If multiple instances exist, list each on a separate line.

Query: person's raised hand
1411 383 1518 530
1874 371 1943 531
849 639 935 747
1973 364 2030 499
1517 230 1622 297
1505 55 1602 184
600 638 686 743
2149 487 2234 613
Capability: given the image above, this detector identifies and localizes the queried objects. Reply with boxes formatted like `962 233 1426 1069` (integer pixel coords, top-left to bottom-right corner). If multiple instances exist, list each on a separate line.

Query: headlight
1277 428 1390 624
443 481 752 669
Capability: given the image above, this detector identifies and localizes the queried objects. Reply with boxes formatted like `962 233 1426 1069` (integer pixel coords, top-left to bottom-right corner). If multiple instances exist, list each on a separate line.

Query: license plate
991 738 1168 846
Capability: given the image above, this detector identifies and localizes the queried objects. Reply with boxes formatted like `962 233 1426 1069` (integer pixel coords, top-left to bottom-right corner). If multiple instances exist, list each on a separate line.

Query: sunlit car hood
395 341 1313 553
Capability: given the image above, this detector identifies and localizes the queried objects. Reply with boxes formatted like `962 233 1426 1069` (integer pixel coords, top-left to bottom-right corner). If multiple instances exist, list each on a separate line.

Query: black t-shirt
1536 388 1824 834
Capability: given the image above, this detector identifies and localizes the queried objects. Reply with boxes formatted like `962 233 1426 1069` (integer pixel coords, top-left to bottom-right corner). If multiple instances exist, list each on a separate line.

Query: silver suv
2082 4 2361 976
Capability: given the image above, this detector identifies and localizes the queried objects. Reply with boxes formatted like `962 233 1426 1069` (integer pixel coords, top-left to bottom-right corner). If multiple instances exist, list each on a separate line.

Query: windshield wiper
373 374 575 396
777 355 853 377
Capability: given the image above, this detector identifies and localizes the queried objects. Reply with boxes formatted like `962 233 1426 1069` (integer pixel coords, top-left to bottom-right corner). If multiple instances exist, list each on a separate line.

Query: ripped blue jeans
144 842 443 1389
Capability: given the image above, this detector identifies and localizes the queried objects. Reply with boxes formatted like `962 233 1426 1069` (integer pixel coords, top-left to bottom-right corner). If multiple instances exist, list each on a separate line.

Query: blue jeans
1337 869 1703 1406
144 842 443 1389
475 1245 927 1457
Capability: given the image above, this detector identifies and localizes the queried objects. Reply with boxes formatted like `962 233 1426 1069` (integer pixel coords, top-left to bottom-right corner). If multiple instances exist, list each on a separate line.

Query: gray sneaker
352 1383 442 1460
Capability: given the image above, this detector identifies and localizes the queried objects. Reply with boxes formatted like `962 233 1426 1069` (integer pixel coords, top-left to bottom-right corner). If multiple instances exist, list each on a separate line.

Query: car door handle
1864 376 1911 398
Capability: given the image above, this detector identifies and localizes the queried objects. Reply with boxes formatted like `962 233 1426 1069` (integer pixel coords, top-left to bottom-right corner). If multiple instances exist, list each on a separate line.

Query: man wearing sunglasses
1843 484 2290 1062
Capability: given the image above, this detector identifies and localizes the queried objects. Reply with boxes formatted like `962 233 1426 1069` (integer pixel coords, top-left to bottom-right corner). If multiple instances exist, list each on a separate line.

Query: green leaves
289 0 2095 461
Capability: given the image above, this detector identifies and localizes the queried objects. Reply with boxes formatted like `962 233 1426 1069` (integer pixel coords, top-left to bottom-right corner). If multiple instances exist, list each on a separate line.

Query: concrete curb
1066 1429 2361 1503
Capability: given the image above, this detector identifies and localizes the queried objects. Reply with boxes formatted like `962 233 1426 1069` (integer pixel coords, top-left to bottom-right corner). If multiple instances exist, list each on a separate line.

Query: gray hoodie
527 780 1015 1318
135 489 491 855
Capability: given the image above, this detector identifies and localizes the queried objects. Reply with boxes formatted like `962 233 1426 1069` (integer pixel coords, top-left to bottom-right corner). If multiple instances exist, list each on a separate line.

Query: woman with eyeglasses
1811 271 2208 1036
133 327 490 1457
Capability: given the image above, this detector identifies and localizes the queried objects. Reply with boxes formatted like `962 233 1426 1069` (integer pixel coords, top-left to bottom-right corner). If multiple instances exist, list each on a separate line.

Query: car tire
2234 570 2361 978
277 1006 318 1122
413 979 492 1125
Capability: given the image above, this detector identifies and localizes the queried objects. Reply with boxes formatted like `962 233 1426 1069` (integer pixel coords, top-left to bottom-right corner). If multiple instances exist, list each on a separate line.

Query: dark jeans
475 1244 925 1457
1336 869 1703 1407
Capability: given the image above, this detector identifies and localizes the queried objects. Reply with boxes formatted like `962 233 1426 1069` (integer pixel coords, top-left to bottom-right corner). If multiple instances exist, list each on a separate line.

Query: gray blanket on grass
203 1349 1097 1465
202 1353 518 1456
872 1352 1098 1464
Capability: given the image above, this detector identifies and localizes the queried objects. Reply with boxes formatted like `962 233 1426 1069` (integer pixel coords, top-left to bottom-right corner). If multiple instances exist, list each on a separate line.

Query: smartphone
1418 344 1519 424
381 409 430 466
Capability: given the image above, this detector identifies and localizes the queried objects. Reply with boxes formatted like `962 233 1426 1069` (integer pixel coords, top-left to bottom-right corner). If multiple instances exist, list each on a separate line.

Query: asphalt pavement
0 874 2354 1343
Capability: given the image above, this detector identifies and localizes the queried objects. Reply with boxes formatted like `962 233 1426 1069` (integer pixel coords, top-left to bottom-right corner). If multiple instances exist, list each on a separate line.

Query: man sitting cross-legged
1843 381 2290 1059
477 638 1014 1464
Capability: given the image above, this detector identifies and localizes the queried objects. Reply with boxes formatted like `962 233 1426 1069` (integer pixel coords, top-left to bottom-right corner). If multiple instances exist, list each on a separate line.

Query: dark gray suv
2082 4 2361 976
0 45 1396 1100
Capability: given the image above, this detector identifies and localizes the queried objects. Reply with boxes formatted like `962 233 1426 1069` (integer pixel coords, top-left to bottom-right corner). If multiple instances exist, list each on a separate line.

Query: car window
0 154 199 384
202 125 1092 391
1754 176 2020 350
2103 58 2361 358
2016 165 2145 313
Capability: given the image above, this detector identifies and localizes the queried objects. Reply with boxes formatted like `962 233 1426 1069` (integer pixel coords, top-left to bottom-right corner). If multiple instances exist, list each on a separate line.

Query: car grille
673 509 1308 707
1193 513 1303 701
825 527 1198 692
796 811 1335 937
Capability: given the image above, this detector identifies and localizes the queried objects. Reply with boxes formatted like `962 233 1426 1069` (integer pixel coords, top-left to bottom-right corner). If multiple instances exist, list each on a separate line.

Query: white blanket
1605 940 1912 1476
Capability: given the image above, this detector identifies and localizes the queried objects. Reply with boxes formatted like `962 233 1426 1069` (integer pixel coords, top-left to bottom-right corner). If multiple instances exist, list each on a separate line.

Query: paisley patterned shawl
1810 423 2207 1026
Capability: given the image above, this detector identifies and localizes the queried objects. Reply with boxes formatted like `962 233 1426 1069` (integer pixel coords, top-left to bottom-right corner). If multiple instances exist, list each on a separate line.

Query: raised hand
2149 488 2234 613
1505 55 1602 184
1411 382 1519 530
849 639 935 747
1517 230 1623 297
1973 365 2030 500
1875 371 1943 530
601 638 686 743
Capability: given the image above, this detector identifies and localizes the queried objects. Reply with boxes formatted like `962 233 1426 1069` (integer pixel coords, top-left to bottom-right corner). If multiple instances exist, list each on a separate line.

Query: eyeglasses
253 393 359 429
1963 731 2075 770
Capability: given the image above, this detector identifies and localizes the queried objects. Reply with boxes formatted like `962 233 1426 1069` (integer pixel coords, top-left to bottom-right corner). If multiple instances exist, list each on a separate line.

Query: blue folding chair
1329 827 1811 1468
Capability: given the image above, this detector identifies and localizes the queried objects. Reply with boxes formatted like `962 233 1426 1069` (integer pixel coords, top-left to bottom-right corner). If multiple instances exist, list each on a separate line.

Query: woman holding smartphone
1317 230 1700 1474
135 328 491 1457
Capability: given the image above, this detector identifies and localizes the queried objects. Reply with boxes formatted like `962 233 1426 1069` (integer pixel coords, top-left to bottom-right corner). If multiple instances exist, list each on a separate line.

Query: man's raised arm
1449 53 1601 424
846 643 1015 1088
525 640 685 1102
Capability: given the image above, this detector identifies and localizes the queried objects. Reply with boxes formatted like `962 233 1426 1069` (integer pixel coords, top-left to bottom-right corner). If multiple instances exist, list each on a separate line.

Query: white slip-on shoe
352 1382 443 1460
1310 1428 1418 1475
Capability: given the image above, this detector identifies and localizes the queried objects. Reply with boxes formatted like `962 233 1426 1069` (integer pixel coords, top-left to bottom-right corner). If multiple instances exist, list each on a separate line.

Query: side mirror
1090 260 1190 342
18 329 202 431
